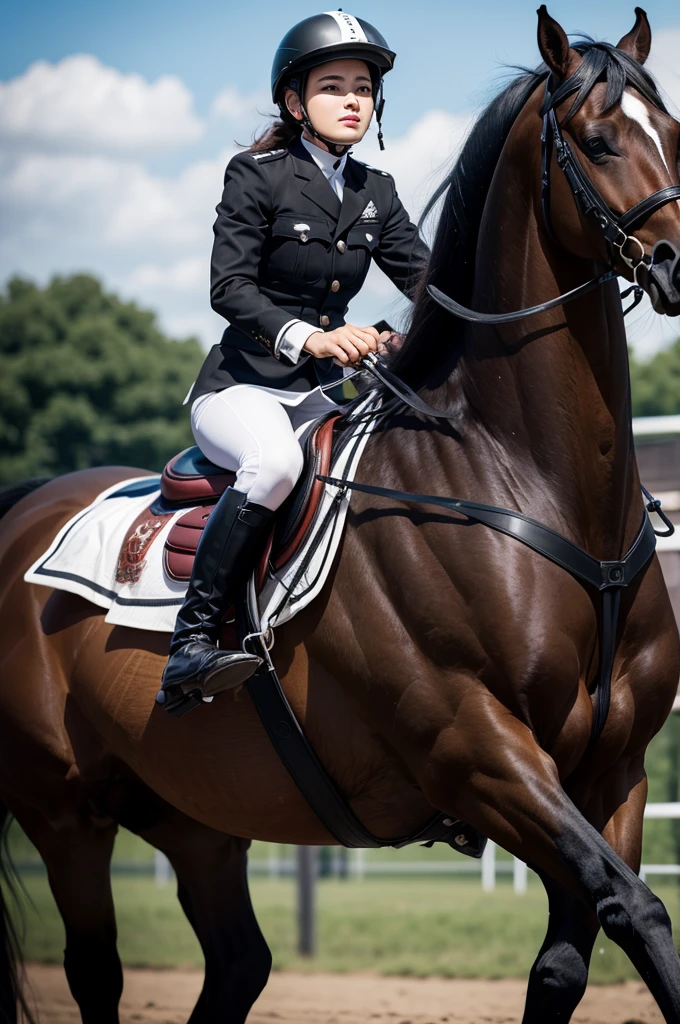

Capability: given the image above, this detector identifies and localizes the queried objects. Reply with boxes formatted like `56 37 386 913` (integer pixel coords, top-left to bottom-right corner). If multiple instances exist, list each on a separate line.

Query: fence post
154 850 172 887
482 840 496 892
351 847 366 880
296 845 318 956
268 843 281 878
513 857 528 894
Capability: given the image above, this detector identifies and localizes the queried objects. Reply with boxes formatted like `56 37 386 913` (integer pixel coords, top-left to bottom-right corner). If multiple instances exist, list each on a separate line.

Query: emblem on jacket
360 200 378 220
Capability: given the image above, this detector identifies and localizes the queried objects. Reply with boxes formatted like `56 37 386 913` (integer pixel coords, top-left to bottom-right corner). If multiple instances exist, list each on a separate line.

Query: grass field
7 871 680 984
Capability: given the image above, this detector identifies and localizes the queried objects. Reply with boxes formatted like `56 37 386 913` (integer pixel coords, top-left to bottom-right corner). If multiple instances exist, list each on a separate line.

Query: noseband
428 75 680 324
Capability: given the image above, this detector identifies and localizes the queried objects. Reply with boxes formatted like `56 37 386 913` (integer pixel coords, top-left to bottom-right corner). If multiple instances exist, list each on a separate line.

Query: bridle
427 74 680 326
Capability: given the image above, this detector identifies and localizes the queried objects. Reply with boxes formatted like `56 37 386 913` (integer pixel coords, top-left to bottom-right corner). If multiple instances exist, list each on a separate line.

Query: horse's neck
438 118 637 551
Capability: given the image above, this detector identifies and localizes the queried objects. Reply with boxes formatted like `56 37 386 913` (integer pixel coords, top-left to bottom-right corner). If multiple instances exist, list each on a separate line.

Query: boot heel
156 687 204 718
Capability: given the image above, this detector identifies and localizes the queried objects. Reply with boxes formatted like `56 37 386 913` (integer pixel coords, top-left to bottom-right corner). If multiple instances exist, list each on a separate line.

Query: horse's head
537 6 680 315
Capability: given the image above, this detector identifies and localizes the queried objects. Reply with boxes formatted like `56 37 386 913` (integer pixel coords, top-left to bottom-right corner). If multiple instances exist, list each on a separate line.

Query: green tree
0 274 204 484
630 338 680 417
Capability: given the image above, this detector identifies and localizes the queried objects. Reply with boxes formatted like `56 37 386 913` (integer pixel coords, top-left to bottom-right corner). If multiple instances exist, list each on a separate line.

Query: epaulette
250 148 288 164
352 158 391 178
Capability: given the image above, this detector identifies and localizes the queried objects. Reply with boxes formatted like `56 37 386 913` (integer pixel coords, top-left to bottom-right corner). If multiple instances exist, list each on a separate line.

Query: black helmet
271 11 396 153
271 11 395 103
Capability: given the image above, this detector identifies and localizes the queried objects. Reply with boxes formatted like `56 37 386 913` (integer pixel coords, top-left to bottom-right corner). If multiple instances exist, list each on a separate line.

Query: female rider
157 11 429 716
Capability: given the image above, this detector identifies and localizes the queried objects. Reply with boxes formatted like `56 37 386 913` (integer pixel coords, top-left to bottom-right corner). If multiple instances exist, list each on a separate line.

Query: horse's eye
584 136 612 160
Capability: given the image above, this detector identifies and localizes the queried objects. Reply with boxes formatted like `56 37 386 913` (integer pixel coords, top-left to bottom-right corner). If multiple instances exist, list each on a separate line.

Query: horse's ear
537 6 580 82
616 8 651 65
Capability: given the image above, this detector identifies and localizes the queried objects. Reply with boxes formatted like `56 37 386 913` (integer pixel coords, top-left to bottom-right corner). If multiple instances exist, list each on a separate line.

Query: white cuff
275 319 319 364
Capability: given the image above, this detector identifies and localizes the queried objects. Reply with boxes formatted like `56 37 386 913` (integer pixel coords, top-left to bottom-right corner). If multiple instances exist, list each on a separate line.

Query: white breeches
191 385 338 511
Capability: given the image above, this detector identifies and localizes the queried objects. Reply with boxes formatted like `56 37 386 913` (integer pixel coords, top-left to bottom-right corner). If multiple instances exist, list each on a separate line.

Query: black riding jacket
189 138 429 403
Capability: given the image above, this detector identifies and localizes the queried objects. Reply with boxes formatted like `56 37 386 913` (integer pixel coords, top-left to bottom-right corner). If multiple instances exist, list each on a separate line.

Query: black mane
392 40 667 390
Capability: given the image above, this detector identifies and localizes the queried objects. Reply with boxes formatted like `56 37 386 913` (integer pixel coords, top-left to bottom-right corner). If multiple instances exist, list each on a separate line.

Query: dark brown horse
3 8 680 1023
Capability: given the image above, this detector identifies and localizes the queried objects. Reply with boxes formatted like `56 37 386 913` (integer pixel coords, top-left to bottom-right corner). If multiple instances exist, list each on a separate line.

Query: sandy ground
24 963 664 1023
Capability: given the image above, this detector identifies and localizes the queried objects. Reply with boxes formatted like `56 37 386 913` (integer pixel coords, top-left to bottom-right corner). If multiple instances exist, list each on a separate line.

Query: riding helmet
271 11 396 151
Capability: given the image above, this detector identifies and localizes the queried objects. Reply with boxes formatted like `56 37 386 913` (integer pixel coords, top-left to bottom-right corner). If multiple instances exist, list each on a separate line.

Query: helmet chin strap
299 106 352 158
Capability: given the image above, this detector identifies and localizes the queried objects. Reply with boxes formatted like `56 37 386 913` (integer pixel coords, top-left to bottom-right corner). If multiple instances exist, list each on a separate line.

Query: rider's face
285 58 375 149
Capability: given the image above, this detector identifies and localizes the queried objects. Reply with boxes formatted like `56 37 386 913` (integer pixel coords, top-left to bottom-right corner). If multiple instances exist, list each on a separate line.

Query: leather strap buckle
600 561 625 587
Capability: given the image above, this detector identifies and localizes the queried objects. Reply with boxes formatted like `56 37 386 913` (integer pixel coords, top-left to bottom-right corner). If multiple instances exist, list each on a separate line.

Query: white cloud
0 146 236 260
106 152 232 247
211 85 271 121
0 55 204 156
648 28 680 118
121 257 207 294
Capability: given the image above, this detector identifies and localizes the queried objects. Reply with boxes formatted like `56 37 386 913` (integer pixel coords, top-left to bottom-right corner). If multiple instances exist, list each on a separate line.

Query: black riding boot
156 487 275 717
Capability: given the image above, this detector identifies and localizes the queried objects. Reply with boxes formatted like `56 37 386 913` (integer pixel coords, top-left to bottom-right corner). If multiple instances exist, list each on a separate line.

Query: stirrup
156 648 263 717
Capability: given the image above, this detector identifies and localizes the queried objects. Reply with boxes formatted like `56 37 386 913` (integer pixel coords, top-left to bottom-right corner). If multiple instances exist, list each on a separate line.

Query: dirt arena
26 964 663 1023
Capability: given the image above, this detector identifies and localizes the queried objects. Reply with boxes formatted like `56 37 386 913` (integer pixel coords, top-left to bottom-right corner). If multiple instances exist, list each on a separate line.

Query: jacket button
331 280 340 292
320 315 330 327
336 240 347 253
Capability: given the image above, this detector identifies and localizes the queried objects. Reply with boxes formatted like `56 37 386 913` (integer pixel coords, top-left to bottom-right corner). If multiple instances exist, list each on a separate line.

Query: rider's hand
303 324 380 366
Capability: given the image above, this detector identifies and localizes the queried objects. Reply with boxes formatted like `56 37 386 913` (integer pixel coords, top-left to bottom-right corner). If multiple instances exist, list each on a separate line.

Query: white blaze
621 88 672 176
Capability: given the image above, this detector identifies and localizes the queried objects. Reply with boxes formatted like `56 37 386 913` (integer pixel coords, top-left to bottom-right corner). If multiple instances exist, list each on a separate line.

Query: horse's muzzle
646 239 680 316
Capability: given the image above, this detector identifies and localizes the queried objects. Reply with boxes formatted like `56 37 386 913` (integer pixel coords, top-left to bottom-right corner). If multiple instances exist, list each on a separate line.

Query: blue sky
3 0 680 353
5 1 679 122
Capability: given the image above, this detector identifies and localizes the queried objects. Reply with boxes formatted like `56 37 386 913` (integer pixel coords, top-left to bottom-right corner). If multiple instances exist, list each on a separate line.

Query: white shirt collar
300 136 348 181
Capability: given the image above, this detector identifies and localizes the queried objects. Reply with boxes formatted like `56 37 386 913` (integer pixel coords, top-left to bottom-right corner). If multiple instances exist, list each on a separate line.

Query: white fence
151 802 680 891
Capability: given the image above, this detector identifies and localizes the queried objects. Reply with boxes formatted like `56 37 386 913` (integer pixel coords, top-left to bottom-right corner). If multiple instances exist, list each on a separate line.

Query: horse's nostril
649 239 680 308
651 240 678 266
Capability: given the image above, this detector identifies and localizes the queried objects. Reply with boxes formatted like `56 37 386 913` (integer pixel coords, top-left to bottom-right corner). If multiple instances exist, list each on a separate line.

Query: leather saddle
156 411 341 585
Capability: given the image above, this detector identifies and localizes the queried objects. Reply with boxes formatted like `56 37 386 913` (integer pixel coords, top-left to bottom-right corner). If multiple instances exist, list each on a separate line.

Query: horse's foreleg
138 814 272 1024
16 805 122 1024
424 717 680 1022
521 875 598 1024
520 772 648 1022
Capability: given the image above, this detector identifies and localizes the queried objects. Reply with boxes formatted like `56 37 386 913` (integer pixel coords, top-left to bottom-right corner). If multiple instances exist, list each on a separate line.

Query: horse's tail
0 803 36 1024
0 480 50 523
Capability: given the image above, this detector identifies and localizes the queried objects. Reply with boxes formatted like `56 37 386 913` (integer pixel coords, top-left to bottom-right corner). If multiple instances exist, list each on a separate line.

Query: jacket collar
288 140 370 237
288 140 341 220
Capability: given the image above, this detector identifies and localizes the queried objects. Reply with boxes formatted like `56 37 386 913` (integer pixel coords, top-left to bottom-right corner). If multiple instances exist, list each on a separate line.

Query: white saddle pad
24 407 378 633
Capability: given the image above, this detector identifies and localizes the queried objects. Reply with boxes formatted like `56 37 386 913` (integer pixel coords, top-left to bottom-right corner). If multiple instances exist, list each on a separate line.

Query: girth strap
318 474 657 742
245 662 484 851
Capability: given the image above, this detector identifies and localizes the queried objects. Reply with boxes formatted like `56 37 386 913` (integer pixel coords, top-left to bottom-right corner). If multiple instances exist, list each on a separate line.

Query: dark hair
247 116 302 153
244 72 303 153
392 39 666 390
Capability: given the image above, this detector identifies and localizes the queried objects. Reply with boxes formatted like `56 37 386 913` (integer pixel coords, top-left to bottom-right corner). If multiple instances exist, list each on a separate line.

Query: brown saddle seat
161 412 341 583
